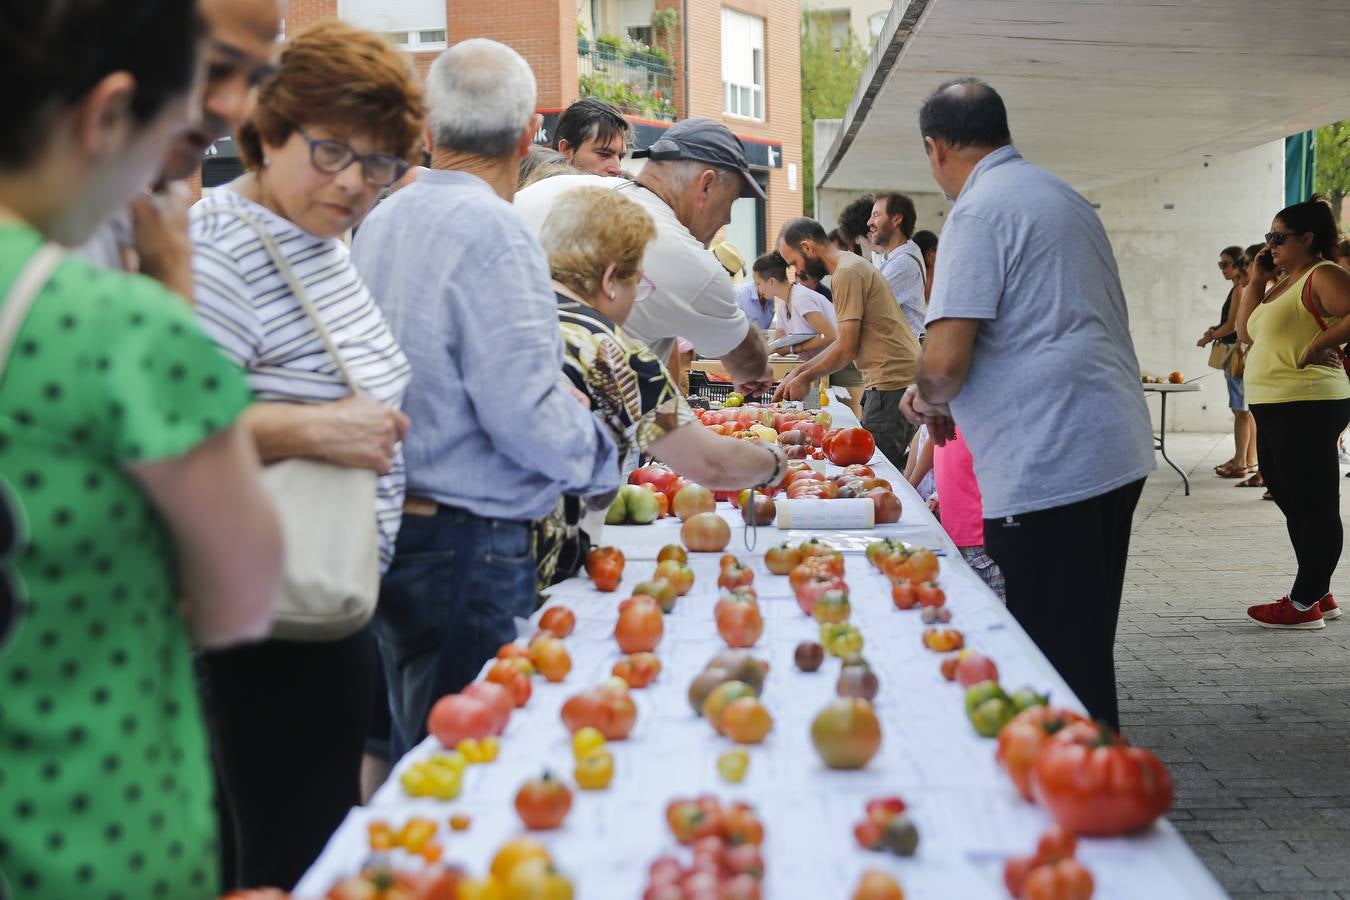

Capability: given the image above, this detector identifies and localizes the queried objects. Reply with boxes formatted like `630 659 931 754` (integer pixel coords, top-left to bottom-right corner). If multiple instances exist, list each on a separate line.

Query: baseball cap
632 118 767 201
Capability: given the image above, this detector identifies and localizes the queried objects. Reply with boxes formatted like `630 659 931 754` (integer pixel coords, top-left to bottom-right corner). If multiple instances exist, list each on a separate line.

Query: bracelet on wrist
755 442 787 491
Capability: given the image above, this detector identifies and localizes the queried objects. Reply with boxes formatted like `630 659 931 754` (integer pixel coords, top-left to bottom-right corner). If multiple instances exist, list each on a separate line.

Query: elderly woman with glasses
534 187 785 586
187 20 422 889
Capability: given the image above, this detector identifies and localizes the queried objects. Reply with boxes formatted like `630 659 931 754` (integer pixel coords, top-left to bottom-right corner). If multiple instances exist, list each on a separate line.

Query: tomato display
1031 721 1174 835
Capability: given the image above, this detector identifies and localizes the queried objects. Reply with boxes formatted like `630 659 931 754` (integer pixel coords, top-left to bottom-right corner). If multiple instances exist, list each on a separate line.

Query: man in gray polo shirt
902 79 1153 730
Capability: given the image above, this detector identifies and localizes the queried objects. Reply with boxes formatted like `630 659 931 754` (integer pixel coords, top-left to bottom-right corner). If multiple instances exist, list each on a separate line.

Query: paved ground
1119 432 1350 899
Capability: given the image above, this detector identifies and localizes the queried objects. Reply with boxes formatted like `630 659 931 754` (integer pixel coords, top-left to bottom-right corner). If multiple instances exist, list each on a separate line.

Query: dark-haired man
837 194 877 256
901 78 1152 729
868 192 927 339
774 217 919 467
553 97 631 176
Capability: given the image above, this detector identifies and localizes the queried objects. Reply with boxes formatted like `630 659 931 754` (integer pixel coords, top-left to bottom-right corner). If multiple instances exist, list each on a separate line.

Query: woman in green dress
0 4 283 899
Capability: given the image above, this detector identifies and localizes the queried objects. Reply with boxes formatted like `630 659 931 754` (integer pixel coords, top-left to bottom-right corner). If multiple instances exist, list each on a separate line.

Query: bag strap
0 243 65 378
1301 263 1334 334
205 203 364 394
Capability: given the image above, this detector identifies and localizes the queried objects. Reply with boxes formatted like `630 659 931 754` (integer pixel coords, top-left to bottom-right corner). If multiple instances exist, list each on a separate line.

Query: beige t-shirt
831 251 918 391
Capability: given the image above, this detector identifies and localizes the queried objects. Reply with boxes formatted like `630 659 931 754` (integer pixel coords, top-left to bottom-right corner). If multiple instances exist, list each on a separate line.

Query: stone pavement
1119 432 1350 900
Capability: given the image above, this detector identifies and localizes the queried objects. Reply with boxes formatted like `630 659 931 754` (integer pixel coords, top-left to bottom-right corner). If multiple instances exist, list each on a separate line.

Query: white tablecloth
296 402 1225 899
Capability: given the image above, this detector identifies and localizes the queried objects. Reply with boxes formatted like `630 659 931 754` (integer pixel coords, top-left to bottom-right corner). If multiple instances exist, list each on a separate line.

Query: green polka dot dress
0 223 253 900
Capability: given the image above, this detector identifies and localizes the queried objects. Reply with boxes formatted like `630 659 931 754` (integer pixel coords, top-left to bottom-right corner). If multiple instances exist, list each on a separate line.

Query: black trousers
200 627 375 891
860 387 916 471
1250 399 1350 607
983 479 1145 731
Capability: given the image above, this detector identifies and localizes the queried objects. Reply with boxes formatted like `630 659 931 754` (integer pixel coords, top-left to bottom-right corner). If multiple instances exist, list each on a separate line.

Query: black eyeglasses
1265 230 1304 247
299 130 409 188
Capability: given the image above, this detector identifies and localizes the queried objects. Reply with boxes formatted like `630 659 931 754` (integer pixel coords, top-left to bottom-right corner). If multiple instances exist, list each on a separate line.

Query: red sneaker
1319 594 1342 620
1247 597 1325 630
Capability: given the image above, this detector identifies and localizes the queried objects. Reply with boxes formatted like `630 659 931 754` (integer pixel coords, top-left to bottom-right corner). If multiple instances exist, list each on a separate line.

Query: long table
297 402 1225 899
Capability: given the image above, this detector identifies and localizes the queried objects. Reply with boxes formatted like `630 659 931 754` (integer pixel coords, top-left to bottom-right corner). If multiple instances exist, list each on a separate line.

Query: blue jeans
372 505 536 758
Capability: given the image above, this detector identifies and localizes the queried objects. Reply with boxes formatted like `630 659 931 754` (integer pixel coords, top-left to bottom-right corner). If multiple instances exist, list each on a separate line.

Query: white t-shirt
771 283 835 360
515 174 751 363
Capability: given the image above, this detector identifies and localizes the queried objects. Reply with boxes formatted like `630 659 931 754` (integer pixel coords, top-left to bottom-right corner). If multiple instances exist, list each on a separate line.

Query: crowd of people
2 2 1349 898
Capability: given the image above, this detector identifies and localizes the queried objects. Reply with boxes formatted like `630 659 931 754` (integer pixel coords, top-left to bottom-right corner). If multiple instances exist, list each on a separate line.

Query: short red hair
238 20 425 170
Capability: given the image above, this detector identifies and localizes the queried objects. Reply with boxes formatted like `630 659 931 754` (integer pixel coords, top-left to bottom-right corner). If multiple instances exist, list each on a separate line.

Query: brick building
215 0 803 257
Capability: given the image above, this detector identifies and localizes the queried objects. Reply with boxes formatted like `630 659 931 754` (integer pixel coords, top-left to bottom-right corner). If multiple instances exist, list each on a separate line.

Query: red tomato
868 488 902 524
486 659 532 707
461 681 513 734
529 637 572 683
715 597 764 648
916 581 946 608
514 773 573 830
842 464 875 477
615 595 664 653
538 606 575 638
717 563 755 590
560 684 638 739
1035 825 1078 865
890 578 918 610
826 428 876 466
1031 721 1174 835
680 512 730 553
426 693 495 748
629 463 677 494
955 652 998 688
1022 859 1095 900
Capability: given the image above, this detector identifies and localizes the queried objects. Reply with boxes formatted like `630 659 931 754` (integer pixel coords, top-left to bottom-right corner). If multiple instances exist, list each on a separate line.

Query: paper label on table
775 498 875 529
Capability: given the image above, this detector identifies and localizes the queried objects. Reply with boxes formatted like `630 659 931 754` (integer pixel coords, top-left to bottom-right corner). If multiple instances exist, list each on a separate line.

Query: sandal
1237 471 1265 488
1262 490 1274 501
1217 463 1252 479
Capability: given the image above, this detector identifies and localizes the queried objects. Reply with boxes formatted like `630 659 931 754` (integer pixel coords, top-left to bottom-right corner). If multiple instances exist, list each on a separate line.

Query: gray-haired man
352 39 618 756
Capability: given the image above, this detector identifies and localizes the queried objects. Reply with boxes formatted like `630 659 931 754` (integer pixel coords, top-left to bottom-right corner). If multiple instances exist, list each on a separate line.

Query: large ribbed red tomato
824 428 876 466
1030 721 1174 835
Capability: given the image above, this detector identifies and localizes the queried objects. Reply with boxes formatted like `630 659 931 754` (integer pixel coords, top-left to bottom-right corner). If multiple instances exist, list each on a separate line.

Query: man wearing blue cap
515 117 773 397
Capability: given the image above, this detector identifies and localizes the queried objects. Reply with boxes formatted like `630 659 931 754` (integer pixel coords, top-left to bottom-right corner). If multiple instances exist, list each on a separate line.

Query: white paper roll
775 498 875 530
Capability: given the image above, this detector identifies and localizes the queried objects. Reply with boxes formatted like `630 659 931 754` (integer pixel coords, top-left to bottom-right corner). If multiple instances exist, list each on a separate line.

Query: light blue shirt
734 282 775 331
925 145 1154 517
351 170 618 522
877 239 926 338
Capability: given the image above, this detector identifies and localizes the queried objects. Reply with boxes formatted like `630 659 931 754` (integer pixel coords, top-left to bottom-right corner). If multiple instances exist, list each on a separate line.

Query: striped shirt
189 188 412 568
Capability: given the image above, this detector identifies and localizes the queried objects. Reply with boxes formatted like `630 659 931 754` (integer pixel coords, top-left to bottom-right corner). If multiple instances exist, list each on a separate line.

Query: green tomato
969 697 1015 738
725 392 744 407
1009 687 1049 714
963 679 1009 714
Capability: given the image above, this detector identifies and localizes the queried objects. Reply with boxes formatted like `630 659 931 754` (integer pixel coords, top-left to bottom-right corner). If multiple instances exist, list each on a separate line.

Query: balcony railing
577 38 676 122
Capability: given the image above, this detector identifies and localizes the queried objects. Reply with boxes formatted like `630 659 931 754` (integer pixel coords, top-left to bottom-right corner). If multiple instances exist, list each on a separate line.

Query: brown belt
403 495 439 517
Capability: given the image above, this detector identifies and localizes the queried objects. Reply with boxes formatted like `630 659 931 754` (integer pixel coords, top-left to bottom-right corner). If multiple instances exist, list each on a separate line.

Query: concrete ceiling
818 0 1350 194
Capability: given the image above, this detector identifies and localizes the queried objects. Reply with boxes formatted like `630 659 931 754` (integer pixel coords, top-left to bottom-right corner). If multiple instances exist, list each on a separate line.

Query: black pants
983 479 1145 730
861 387 916 470
200 627 375 891
1250 399 1350 607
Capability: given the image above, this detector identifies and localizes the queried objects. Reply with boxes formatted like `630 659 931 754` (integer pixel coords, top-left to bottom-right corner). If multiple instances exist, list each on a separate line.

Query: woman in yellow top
1238 197 1350 629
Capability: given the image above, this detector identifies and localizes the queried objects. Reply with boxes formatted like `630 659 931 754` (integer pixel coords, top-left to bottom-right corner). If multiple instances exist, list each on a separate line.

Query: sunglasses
1265 230 1304 247
1217 260 1232 270
299 130 410 188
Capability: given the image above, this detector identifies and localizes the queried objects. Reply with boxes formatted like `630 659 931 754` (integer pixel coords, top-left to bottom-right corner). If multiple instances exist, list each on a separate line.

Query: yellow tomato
424 765 462 800
397 817 437 853
480 735 501 762
573 749 614 790
400 766 430 797
504 858 574 900
457 876 505 900
457 738 484 763
429 751 468 775
717 747 750 783
489 837 552 882
571 726 606 759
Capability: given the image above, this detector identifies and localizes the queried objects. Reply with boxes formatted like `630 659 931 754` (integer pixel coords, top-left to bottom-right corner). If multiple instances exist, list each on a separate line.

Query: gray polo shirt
925 145 1154 518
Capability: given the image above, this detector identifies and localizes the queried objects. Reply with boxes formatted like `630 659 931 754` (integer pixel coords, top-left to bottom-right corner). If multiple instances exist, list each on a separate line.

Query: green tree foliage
800 13 867 217
1314 121 1350 225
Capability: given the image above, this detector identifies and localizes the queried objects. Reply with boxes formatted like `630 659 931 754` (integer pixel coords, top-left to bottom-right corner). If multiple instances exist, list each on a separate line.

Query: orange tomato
715 596 763 648
612 652 662 688
538 606 575 638
560 684 637 739
427 693 496 748
615 594 664 653
514 773 573 831
486 658 533 707
529 637 572 683
720 697 773 743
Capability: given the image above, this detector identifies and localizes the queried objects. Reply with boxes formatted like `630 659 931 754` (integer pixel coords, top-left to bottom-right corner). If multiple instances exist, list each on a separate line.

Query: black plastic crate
687 370 774 406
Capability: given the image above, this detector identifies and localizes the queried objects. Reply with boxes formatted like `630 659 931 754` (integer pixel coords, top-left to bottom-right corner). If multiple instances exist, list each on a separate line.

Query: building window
341 0 447 49
721 7 764 121
869 11 887 42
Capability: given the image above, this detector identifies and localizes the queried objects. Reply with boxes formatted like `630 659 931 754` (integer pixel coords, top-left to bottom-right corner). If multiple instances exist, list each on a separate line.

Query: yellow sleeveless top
1245 261 1350 404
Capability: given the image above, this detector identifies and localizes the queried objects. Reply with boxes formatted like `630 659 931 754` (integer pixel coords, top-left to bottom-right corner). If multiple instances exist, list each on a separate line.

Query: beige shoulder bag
215 206 380 641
